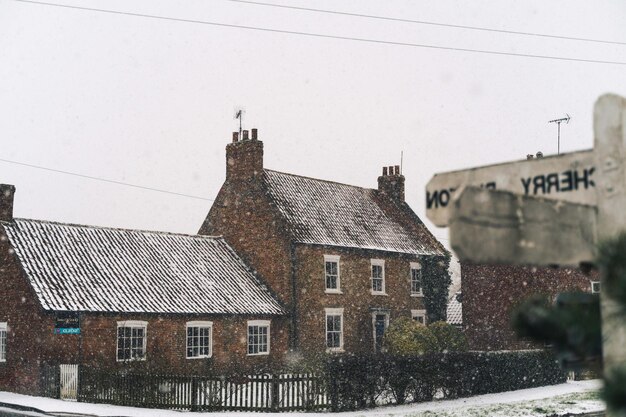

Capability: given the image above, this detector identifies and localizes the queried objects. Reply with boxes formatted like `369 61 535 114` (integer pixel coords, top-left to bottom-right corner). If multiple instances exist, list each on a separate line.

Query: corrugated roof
263 169 443 255
2 219 284 315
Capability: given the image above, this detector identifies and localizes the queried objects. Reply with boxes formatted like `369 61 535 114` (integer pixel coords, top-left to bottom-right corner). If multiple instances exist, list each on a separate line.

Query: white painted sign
426 149 596 227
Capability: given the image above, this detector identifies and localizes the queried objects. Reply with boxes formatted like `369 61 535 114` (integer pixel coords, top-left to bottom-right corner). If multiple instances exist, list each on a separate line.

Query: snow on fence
76 369 329 412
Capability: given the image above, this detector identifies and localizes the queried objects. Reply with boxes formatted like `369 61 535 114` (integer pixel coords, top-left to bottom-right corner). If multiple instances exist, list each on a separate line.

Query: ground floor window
117 321 147 361
247 320 270 355
325 308 344 352
0 322 6 362
186 321 213 359
411 309 427 325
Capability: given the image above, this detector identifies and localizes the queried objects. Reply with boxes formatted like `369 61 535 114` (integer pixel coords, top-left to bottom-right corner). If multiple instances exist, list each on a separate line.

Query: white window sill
325 289 343 295
326 348 345 353
247 352 270 357
371 291 388 296
116 358 147 362
411 293 424 297
186 355 213 360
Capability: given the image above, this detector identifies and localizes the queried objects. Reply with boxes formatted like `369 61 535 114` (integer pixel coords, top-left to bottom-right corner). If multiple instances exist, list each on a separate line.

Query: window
117 321 147 361
411 309 427 325
0 322 6 362
247 320 270 355
371 259 385 294
410 262 423 296
186 321 212 359
324 255 341 293
325 308 344 352
591 281 601 294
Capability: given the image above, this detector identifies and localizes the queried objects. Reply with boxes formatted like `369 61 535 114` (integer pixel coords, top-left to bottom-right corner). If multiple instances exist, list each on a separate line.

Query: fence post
329 368 338 412
270 374 279 412
191 376 199 412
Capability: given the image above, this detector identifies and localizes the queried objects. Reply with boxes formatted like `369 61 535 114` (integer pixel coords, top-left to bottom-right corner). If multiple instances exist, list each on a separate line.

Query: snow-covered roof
447 292 462 326
263 169 445 256
2 219 285 315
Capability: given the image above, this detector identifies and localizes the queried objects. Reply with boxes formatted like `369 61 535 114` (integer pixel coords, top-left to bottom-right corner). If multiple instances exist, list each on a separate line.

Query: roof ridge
7 218 225 241
264 168 376 192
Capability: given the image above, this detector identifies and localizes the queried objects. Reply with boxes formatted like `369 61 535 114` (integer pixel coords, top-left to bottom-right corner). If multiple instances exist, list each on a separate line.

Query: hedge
325 350 566 411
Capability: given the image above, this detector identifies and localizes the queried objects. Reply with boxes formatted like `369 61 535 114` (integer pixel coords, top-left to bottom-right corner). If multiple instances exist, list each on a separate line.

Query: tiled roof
447 292 463 326
2 219 285 315
263 170 445 255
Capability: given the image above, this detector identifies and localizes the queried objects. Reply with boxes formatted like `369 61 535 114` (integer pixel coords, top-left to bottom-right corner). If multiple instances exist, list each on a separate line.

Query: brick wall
0 236 47 394
462 263 596 350
295 245 427 356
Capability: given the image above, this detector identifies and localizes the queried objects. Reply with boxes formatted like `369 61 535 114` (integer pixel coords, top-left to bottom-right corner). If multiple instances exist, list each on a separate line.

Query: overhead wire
224 0 626 47
0 157 213 201
11 0 626 66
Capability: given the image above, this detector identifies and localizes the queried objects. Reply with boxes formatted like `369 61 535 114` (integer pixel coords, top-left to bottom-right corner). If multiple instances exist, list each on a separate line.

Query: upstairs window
186 321 213 359
371 259 385 294
324 255 341 293
325 308 344 352
117 321 147 361
248 320 270 356
410 262 423 296
0 322 6 362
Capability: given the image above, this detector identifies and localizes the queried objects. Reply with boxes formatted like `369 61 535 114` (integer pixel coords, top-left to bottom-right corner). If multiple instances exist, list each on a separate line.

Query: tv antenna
234 107 245 138
548 113 571 155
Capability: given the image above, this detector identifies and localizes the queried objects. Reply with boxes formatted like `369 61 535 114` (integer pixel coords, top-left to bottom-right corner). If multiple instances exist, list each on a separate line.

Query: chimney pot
394 165 400 175
382 167 388 176
242 130 249 141
527 154 534 160
232 132 239 143
0 184 15 222
251 128 258 140
536 151 544 158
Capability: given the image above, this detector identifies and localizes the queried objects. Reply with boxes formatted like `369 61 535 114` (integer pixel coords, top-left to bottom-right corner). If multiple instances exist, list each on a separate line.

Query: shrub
428 321 468 353
383 317 438 355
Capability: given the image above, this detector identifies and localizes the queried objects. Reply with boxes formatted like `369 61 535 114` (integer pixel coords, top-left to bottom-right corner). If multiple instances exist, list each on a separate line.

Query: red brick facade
461 263 597 351
200 132 448 357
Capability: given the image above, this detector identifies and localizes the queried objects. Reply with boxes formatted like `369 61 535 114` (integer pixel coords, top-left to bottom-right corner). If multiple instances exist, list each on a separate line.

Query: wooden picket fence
75 368 329 412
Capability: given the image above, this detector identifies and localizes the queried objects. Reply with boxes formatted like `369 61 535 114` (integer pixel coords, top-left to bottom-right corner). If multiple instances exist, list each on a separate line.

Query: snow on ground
0 380 603 417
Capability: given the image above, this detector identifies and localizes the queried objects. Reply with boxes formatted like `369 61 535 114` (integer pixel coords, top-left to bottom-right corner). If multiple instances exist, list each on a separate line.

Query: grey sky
1 0 625 247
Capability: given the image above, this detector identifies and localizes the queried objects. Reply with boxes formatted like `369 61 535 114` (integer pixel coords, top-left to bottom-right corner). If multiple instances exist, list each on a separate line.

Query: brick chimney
0 184 15 222
377 165 405 201
226 128 263 181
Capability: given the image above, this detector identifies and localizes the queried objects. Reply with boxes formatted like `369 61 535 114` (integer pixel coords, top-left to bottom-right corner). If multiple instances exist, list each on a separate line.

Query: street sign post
426 93 626 417
426 149 595 227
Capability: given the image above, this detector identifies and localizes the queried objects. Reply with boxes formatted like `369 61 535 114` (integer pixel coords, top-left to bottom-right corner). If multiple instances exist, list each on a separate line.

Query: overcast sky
1 0 625 249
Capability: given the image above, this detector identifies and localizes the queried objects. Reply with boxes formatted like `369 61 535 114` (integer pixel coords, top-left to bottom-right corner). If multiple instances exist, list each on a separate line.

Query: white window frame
116 320 147 362
411 309 427 325
591 281 601 294
410 262 423 296
325 308 344 352
324 255 342 294
370 259 386 295
186 321 213 359
0 322 6 363
247 320 270 356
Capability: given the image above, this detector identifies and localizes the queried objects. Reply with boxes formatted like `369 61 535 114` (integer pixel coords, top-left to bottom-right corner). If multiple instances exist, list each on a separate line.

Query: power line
0 157 213 201
224 0 626 47
12 0 626 66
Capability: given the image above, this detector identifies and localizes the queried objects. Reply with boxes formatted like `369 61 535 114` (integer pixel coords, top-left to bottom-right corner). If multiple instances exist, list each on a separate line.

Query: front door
373 314 387 353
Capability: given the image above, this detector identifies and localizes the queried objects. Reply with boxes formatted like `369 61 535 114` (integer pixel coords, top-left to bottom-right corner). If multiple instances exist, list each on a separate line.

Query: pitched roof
2 219 284 315
263 169 445 256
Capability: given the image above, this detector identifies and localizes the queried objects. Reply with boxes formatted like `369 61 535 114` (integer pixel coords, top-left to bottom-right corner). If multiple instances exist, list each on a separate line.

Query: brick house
461 263 599 350
0 185 287 393
199 129 450 357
